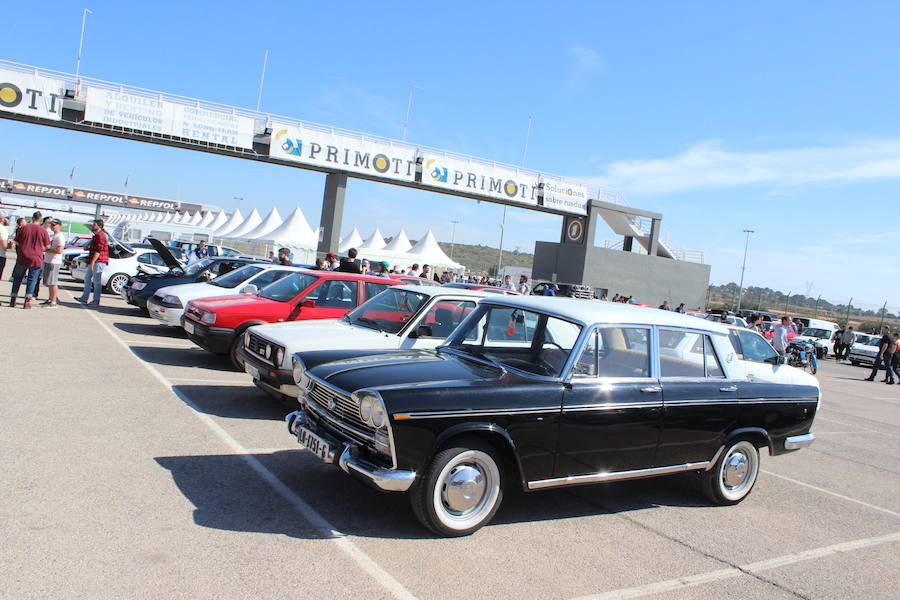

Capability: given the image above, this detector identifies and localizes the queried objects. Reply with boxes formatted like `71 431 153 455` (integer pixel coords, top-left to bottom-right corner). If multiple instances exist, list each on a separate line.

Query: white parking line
120 339 196 348
168 377 250 385
72 292 418 600
570 531 900 600
762 470 900 519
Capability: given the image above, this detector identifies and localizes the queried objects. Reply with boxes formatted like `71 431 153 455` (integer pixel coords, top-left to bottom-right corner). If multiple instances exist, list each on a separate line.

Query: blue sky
1 1 898 310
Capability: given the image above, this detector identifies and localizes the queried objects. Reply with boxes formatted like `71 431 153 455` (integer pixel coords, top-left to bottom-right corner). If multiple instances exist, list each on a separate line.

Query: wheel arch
433 423 524 489
725 427 773 456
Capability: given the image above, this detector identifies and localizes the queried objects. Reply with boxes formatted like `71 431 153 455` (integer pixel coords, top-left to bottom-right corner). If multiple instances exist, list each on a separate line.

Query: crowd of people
1 210 70 309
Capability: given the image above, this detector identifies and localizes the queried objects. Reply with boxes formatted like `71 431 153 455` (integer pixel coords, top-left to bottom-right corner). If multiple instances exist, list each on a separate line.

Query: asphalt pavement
1 265 897 599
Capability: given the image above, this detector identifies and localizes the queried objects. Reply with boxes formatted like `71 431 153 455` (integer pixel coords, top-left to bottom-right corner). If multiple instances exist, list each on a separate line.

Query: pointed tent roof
198 210 215 228
382 229 412 255
207 210 228 231
239 207 283 240
359 228 386 252
188 210 204 226
213 208 244 237
251 206 316 248
405 230 463 269
338 228 364 253
155 213 166 222
223 207 262 238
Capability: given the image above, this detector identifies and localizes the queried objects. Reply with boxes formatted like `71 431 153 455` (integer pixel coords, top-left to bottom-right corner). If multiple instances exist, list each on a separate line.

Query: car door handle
640 386 662 393
719 385 738 392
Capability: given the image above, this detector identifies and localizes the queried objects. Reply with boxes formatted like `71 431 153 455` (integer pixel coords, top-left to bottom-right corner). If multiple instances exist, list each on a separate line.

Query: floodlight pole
75 8 92 94
450 220 459 259
844 297 852 326
496 115 532 278
735 229 754 312
255 49 268 113
878 301 888 331
402 85 423 141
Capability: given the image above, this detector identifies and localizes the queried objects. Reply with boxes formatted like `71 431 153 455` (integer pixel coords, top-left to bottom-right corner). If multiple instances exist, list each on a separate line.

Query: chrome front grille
306 380 374 436
247 333 268 359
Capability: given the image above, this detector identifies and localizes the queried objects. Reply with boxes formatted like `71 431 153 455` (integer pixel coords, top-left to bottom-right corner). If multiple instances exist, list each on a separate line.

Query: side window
596 327 650 378
137 252 158 265
419 300 476 339
704 336 725 378
364 282 391 300
251 269 290 288
573 330 598 377
306 280 359 309
659 330 706 378
738 330 778 363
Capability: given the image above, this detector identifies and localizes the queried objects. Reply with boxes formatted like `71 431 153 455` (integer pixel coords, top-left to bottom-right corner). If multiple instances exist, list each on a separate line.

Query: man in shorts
41 219 65 308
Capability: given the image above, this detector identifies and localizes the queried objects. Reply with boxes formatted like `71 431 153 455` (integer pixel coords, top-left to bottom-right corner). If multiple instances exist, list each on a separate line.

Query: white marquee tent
338 227 364 253
238 207 283 240
223 207 262 239
213 208 244 237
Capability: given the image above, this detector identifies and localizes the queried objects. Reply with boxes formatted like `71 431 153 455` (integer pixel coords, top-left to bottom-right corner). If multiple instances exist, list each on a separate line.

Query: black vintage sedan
285 296 819 536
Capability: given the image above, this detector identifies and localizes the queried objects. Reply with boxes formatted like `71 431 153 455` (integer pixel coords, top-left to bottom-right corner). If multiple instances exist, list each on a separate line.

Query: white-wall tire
701 440 760 505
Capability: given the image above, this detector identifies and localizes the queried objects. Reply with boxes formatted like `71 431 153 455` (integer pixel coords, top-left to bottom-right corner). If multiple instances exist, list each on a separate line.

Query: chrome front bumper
286 410 416 492
784 433 815 450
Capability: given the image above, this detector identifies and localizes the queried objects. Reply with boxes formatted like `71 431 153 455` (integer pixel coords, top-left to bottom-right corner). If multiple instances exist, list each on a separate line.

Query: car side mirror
767 354 788 365
300 299 316 309
240 284 258 295
409 325 432 339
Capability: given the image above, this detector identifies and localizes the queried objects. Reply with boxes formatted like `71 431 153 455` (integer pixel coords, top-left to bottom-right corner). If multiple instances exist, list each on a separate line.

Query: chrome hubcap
443 465 486 513
723 452 749 488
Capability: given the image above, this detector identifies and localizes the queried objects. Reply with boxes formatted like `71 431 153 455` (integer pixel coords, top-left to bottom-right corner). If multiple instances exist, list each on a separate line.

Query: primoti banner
270 123 417 182
73 188 182 212
420 153 540 207
84 88 255 149
540 179 588 215
10 180 70 200
0 68 66 121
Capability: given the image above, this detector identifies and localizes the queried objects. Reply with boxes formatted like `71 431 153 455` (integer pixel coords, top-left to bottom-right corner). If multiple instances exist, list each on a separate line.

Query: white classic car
71 244 171 295
848 337 884 367
238 285 487 401
147 263 303 327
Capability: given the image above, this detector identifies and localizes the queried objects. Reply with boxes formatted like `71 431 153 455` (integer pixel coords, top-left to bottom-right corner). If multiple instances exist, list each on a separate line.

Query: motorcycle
787 339 818 375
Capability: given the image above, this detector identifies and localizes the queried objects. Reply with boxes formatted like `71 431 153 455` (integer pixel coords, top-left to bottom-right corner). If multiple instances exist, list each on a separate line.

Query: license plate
297 426 333 462
244 363 259 380
184 321 195 335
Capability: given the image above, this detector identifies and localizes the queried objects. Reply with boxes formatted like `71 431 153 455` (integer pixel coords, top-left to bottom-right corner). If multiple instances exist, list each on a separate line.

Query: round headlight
244 333 251 349
359 395 375 425
371 402 386 428
264 344 272 359
292 357 304 384
275 348 284 366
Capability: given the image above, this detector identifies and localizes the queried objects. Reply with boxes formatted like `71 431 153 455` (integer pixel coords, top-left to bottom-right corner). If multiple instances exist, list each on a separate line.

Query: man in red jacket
76 219 109 307
10 211 50 309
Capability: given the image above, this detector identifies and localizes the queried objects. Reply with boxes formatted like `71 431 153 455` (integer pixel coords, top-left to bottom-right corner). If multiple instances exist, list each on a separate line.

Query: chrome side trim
564 402 662 412
527 446 725 490
397 406 561 419
337 445 416 492
784 433 815 450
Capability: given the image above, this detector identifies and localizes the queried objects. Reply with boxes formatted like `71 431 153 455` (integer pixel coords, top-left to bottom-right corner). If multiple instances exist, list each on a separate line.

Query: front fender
433 422 525 488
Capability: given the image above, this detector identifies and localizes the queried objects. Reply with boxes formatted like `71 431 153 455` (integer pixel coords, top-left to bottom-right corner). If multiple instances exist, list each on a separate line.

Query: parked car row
94 259 822 537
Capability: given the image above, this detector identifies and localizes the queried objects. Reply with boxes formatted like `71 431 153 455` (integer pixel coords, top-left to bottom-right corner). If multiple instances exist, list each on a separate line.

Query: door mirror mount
240 284 258 295
409 325 432 339
300 299 316 309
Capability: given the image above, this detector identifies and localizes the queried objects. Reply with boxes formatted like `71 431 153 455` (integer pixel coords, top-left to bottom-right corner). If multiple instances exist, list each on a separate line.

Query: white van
791 318 840 359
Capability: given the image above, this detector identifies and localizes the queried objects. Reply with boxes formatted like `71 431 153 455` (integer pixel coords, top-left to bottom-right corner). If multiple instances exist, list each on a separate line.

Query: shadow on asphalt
129 345 236 372
172 384 290 421
114 321 188 339
154 449 709 541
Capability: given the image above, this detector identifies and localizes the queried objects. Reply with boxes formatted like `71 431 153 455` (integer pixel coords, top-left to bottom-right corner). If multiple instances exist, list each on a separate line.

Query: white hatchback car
71 245 170 295
239 285 487 401
147 263 303 327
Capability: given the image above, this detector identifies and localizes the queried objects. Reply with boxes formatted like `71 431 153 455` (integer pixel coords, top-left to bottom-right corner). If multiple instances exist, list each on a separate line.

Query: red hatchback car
182 270 399 367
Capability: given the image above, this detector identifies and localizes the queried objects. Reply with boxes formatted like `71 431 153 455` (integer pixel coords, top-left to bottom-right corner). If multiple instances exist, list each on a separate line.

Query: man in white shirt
0 212 10 280
406 263 420 277
517 275 530 295
41 219 66 308
772 316 793 355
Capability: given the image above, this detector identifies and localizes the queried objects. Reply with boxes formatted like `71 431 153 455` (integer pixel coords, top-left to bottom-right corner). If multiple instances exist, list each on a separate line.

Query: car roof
294 269 403 283
391 284 488 298
478 295 731 333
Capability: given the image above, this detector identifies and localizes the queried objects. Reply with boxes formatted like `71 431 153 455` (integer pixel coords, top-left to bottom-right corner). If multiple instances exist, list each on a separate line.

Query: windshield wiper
354 317 384 332
442 347 506 374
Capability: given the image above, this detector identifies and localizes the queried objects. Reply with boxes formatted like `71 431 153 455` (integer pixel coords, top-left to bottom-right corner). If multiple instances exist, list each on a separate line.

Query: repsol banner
420 152 540 208
72 189 182 212
270 123 418 182
0 68 66 121
84 88 256 149
9 180 70 199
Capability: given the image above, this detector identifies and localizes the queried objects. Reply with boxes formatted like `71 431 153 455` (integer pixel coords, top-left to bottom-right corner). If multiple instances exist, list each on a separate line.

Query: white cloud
560 45 603 98
588 138 900 194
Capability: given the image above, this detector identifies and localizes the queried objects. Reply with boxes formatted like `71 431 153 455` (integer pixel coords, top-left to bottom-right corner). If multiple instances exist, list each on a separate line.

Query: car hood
308 349 508 393
189 294 279 311
252 318 398 353
156 281 226 300
850 344 877 354
792 335 826 345
147 238 184 270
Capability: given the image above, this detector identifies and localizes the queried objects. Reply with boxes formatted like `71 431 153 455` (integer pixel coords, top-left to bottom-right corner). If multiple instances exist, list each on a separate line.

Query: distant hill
435 241 533 274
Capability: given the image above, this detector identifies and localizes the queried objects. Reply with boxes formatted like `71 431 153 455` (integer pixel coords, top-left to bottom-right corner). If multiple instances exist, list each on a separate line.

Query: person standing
772 316 793 355
40 219 65 307
421 264 433 280
9 211 50 309
658 300 671 310
373 261 391 278
839 326 856 361
76 219 109 307
0 212 10 280
500 275 514 291
338 248 362 273
517 275 530 295
277 248 293 266
864 327 893 382
543 284 558 296
188 240 209 265
675 303 686 314
406 263 420 277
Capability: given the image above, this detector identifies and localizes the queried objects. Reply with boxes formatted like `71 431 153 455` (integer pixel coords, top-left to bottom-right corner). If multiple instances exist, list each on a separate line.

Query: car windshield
257 272 318 302
345 288 429 334
444 304 582 377
183 258 215 275
867 339 881 346
801 328 830 338
209 264 263 288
